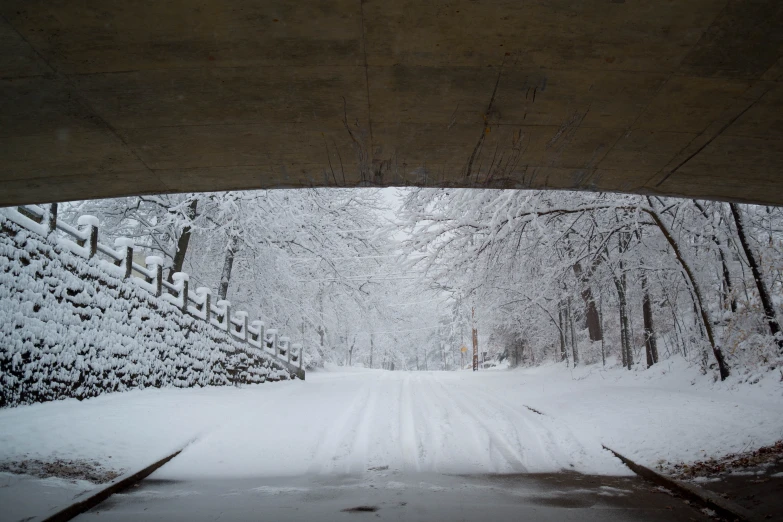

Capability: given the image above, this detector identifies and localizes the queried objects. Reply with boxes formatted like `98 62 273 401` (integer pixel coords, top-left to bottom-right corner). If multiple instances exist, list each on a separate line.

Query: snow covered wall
0 216 291 408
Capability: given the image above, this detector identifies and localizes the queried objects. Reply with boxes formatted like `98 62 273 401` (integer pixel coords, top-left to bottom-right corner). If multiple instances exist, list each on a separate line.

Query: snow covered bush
0 216 290 408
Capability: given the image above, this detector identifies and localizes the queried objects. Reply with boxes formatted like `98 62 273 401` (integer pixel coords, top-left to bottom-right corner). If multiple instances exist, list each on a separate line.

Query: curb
603 445 765 522
33 442 193 522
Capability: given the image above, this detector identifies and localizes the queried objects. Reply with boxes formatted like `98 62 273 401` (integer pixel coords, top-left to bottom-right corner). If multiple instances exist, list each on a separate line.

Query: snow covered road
1 361 782 520
155 369 624 480
3 359 781 484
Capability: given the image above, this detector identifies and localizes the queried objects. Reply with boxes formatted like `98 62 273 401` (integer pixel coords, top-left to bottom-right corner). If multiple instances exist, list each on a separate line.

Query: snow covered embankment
0 216 289 408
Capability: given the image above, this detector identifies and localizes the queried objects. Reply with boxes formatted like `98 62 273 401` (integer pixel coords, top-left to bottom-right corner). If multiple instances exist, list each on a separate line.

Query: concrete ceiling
0 0 781 206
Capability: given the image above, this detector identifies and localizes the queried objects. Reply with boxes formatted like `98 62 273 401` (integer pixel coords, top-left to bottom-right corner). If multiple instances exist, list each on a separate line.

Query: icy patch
597 486 631 496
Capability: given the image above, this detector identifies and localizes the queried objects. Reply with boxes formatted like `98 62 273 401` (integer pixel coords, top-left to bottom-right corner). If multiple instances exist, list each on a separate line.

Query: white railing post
250 320 264 348
195 287 211 322
279 336 290 363
77 215 99 259
145 256 164 297
292 343 302 367
265 328 278 355
216 300 231 331
235 311 248 341
114 238 134 279
172 272 189 313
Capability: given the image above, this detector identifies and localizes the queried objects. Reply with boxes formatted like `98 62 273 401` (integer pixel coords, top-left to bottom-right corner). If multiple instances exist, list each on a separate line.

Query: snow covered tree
395 188 783 380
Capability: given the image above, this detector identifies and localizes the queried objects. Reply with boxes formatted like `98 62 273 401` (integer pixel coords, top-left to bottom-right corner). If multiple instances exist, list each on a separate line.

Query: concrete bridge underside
1 0 781 206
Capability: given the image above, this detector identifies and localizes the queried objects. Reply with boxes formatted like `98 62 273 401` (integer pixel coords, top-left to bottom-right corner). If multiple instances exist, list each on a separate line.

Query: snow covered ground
1 359 781 519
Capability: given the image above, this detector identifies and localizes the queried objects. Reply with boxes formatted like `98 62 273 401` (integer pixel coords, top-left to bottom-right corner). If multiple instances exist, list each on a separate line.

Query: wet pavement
689 459 783 521
75 471 711 521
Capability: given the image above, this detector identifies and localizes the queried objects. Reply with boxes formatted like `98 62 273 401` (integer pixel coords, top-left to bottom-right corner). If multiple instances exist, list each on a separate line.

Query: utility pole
472 307 478 372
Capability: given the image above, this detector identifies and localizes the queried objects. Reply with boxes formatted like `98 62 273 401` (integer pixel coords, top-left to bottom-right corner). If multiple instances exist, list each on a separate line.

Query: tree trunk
719 248 737 313
348 336 355 366
441 342 446 370
645 200 729 379
641 273 659 367
693 201 737 313
558 304 568 362
584 293 602 342
599 292 606 366
573 262 603 342
369 333 374 369
665 294 686 357
619 294 627 369
218 235 239 300
615 279 633 369
613 273 631 369
730 203 783 353
619 297 627 369
568 297 579 366
317 291 326 348
167 198 197 283
614 233 634 370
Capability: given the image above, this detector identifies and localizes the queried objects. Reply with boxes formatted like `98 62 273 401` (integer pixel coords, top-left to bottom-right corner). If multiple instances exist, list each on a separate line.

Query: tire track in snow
413 375 449 470
416 374 492 472
459 384 537 470
408 376 492 472
410 374 438 467
367 372 403 471
397 374 421 471
345 372 384 473
428 376 527 473
457 378 607 472
408 373 455 471
465 383 572 471
306 380 373 474
477 384 597 470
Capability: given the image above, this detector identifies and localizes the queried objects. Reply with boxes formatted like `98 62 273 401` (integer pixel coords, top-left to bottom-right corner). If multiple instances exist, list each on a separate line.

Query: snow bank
493 358 783 471
0 216 290 408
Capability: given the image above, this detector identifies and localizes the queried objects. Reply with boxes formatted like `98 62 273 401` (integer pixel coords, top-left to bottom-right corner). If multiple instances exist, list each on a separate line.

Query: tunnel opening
2 0 783 518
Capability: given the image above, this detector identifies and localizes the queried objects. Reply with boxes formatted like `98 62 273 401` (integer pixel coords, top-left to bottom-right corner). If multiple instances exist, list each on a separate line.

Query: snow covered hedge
0 217 289 408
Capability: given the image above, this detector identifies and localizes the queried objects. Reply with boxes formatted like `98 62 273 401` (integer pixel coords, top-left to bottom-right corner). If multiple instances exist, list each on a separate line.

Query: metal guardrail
2 203 305 380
